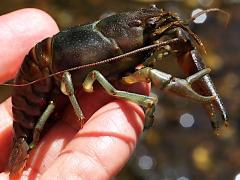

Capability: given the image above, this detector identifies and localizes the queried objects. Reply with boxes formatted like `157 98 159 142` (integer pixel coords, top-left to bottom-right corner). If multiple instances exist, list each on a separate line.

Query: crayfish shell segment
8 137 29 179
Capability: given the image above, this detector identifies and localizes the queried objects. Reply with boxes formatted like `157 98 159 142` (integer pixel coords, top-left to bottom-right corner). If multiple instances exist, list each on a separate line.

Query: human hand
0 9 150 179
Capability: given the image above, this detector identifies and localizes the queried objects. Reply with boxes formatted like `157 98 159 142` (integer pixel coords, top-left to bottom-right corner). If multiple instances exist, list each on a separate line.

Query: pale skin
0 9 150 179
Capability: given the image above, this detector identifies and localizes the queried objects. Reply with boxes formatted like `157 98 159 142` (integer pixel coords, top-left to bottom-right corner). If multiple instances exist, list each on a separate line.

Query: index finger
0 8 59 83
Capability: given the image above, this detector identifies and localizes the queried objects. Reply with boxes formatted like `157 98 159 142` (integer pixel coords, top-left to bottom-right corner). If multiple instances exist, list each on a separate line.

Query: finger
0 8 59 83
0 172 9 180
0 8 59 171
23 82 150 178
0 99 13 171
41 100 144 179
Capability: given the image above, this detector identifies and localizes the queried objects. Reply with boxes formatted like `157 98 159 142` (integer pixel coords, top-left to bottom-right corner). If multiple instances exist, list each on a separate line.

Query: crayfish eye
147 18 157 29
128 19 142 27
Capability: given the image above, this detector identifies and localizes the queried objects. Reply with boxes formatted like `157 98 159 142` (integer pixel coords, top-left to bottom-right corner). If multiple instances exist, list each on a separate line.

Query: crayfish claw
165 77 216 103
177 48 228 131
205 101 229 134
186 68 211 84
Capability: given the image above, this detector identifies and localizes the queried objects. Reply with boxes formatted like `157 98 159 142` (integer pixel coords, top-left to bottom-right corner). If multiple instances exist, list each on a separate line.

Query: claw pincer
177 49 228 131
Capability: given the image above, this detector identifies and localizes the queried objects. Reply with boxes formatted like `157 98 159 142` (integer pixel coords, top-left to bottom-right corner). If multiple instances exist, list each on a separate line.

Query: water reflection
138 155 154 170
177 176 190 180
179 113 195 128
235 173 240 180
191 8 207 24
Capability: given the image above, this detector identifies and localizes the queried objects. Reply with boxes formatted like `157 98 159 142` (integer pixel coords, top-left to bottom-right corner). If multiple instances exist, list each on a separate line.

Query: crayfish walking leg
82 70 158 128
82 69 214 129
30 101 55 148
61 72 85 126
30 71 86 148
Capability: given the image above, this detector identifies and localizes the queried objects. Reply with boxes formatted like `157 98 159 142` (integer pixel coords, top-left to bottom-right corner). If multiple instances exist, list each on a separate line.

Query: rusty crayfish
2 5 228 178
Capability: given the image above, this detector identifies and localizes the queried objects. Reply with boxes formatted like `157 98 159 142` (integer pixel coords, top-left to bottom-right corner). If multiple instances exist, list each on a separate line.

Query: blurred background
0 0 239 179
